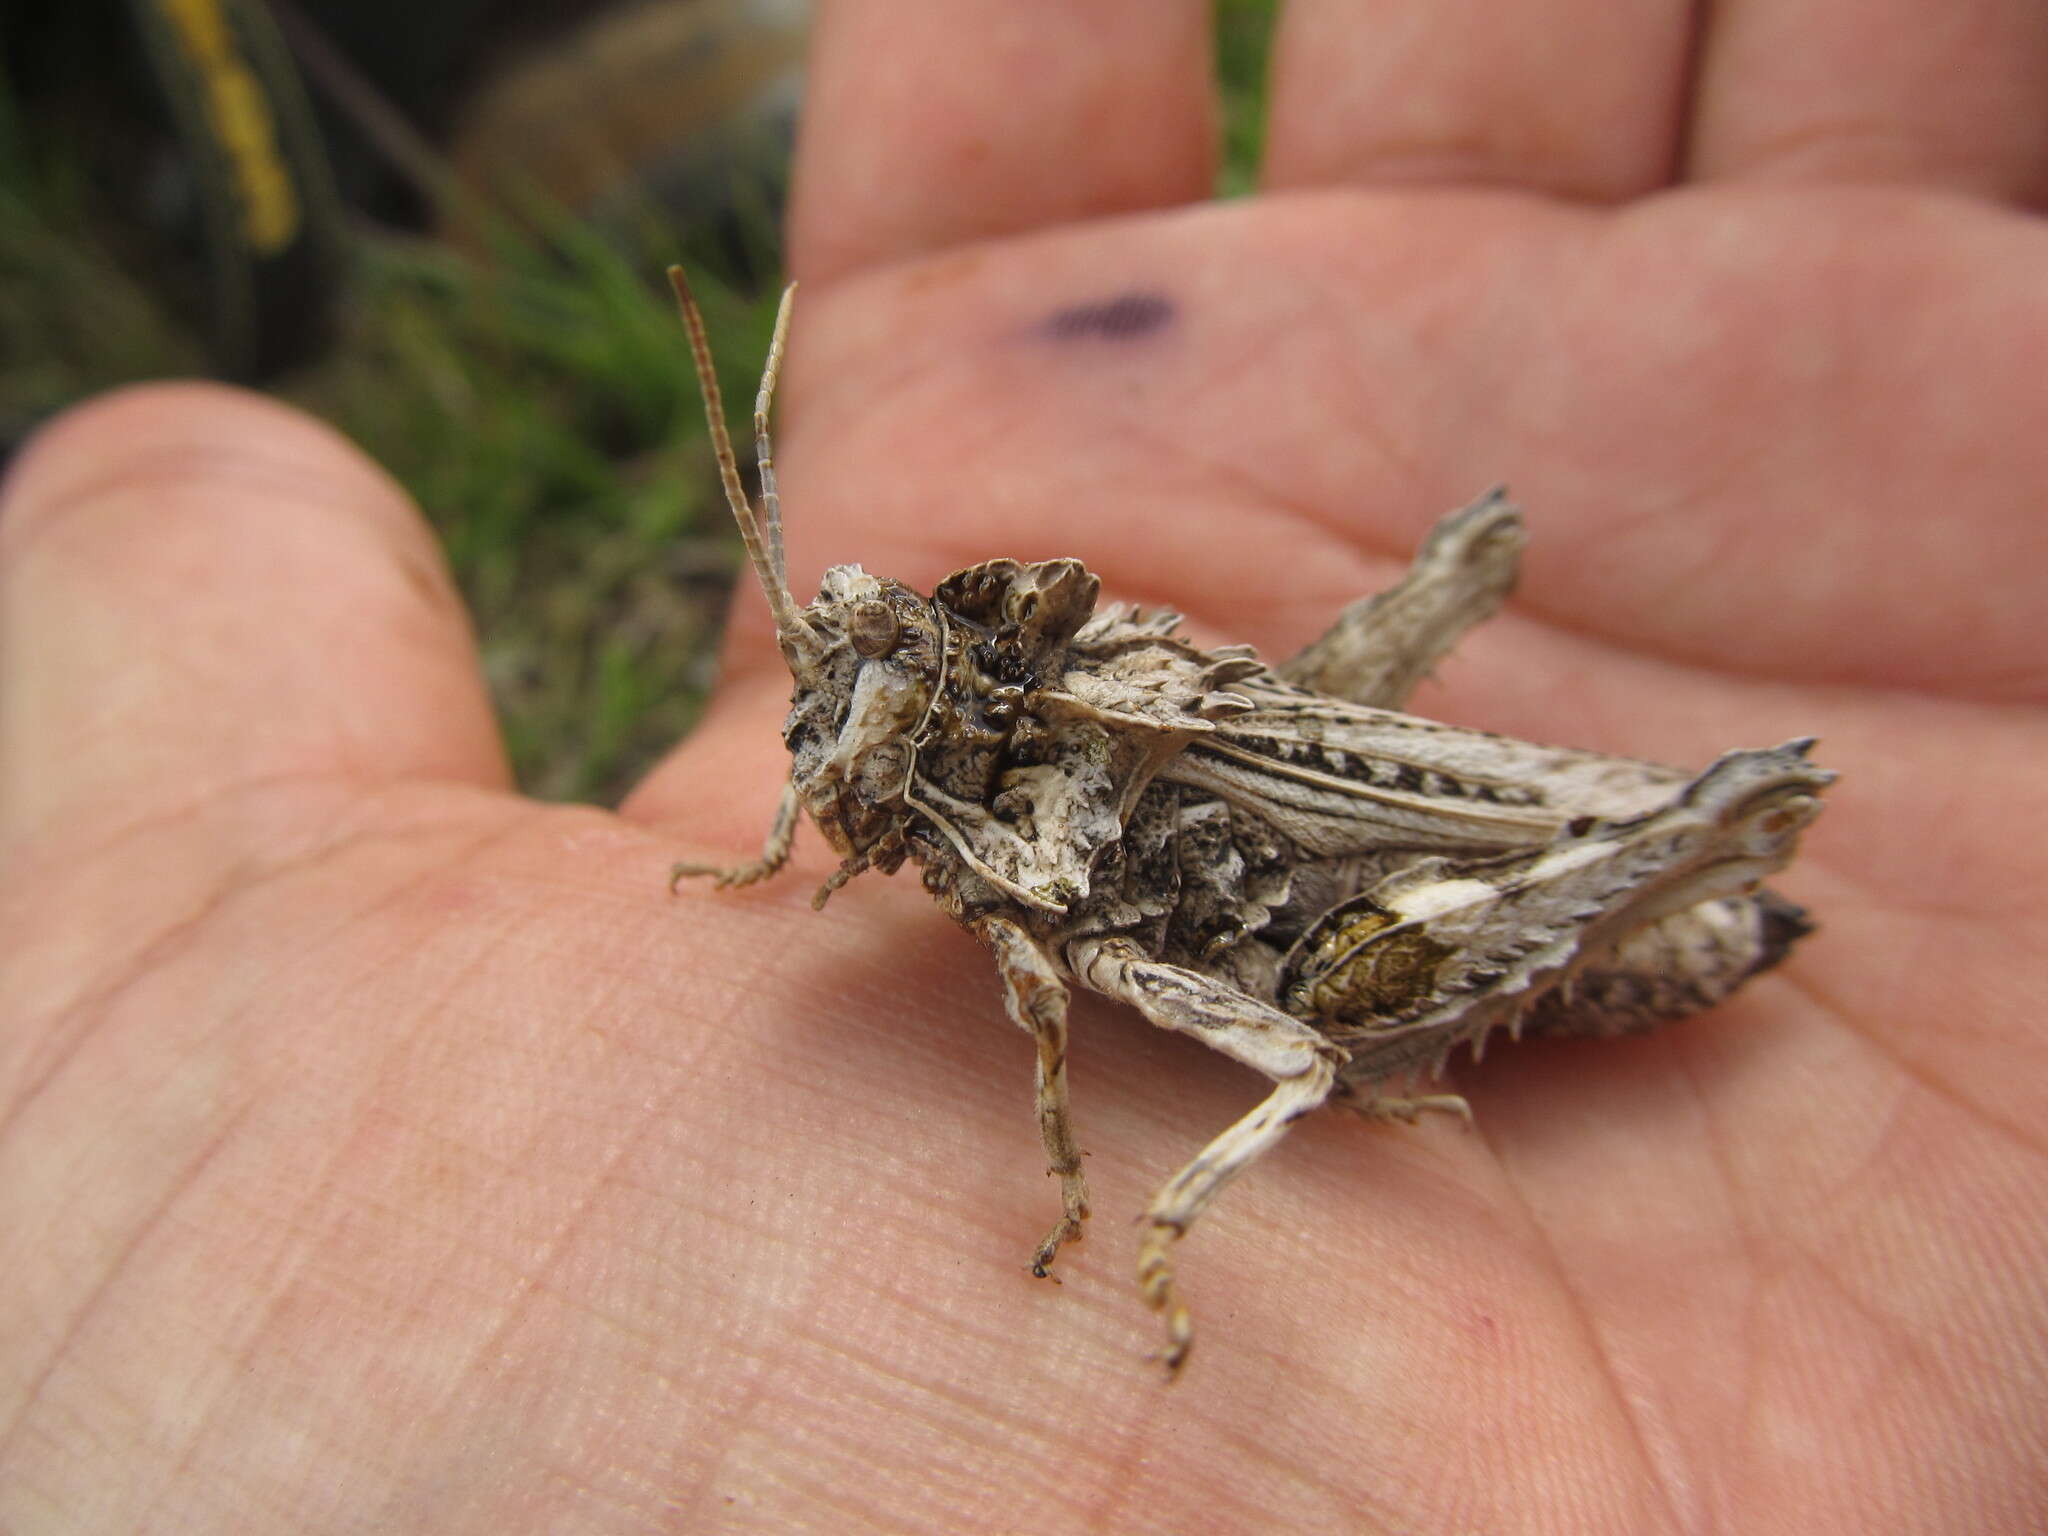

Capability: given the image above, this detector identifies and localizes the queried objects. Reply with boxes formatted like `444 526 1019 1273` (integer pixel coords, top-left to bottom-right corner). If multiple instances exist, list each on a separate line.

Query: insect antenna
754 279 795 595
667 267 817 663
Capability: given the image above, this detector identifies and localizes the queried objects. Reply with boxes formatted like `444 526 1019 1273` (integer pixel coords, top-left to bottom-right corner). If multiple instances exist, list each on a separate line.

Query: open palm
6 5 2046 1531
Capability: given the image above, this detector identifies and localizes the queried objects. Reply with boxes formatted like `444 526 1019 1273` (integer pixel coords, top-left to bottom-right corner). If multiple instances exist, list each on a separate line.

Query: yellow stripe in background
157 0 300 253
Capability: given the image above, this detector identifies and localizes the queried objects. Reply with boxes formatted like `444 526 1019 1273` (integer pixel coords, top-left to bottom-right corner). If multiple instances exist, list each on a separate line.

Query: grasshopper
667 271 1831 1376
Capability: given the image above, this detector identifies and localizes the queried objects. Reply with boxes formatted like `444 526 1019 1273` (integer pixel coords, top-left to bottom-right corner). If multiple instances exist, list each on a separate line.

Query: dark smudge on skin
1038 292 1177 342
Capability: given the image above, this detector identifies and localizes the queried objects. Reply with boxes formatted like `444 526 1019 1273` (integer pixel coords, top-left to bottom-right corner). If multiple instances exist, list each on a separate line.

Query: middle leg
1070 936 1344 1376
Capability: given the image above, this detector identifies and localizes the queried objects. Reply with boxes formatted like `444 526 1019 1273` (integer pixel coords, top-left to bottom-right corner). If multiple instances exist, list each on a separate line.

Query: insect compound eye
847 599 901 659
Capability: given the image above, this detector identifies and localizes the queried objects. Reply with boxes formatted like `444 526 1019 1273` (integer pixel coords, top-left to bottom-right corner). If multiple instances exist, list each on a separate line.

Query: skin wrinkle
0 440 283 564
141 1182 478 1533
369 1185 677 1363
1458 199 2031 696
1761 1249 1996 1520
114 831 575 1510
1265 1 1696 203
2 782 538 1124
2 760 485 901
1191 1368 1419 1526
1507 584 2043 713
1544 231 2048 698
603 1163 823 1303
367 924 811 1493
1768 963 2048 1170
1276 1136 1631 1519
1205 253 1435 495
0 419 499 817
835 282 1409 630
0 1093 259 1466
738 1144 1196 1513
1057 1341 1231 1522
1729 1256 1772 1530
783 232 1378 567
1681 1008 2048 1494
735 1350 1037 1533
5 824 297 1122
0 402 454 606
1239 268 1428 486
1665 1014 1788 1523
1522 461 1759 609
774 285 1415 639
1715 111 2019 190
367 1042 683 1423
792 1311 1066 1456
1085 444 1402 642
1079 1394 1186 1534
2 766 393 1047
1690 987 1918 1220
330 1126 676 1338
766 1452 912 1536
17 762 301 881
1802 791 2048 927
193 1172 529 1317
1479 1127 1692 1534
1788 1204 1986 1391
0 804 559 1523
1123 402 1418 562
1324 143 1618 200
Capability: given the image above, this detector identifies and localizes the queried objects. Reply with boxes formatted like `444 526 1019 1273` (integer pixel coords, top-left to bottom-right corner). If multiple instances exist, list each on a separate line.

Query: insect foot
663 271 1833 1378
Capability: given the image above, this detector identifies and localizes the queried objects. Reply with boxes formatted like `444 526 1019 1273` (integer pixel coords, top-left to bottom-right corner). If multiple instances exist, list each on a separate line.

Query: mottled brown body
666 275 1832 1375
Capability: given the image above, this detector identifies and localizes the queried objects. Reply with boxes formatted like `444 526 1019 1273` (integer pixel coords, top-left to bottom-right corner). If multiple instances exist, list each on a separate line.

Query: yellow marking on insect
1287 899 1454 1025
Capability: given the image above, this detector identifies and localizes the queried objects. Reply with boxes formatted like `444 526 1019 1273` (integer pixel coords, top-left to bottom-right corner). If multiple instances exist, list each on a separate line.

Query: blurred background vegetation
1 0 1276 803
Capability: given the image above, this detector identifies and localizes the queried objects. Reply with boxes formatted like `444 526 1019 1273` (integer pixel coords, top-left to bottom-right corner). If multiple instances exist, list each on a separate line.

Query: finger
1263 0 1694 200
787 0 1214 284
1686 0 2048 203
0 383 507 847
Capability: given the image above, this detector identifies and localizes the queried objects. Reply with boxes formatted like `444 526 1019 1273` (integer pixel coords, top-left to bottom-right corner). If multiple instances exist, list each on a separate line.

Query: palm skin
5 5 2048 1532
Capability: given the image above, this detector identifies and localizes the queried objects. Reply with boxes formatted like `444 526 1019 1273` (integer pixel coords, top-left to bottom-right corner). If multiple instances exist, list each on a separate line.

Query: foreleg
1278 487 1523 709
670 779 800 890
980 917 1090 1278
1069 936 1344 1377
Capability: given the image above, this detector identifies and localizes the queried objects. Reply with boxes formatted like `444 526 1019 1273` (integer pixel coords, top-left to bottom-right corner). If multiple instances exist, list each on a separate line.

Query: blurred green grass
1 1 1276 805
288 227 787 802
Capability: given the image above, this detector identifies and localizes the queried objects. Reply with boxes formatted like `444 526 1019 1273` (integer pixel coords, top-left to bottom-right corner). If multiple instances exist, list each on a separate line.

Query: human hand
6 3 2047 1531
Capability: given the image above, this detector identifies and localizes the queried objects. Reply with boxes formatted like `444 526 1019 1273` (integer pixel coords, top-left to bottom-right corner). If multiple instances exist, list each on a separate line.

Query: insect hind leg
1278 487 1524 709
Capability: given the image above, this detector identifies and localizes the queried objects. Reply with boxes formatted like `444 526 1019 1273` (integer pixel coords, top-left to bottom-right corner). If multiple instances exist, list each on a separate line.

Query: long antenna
756 282 795 592
667 267 814 653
